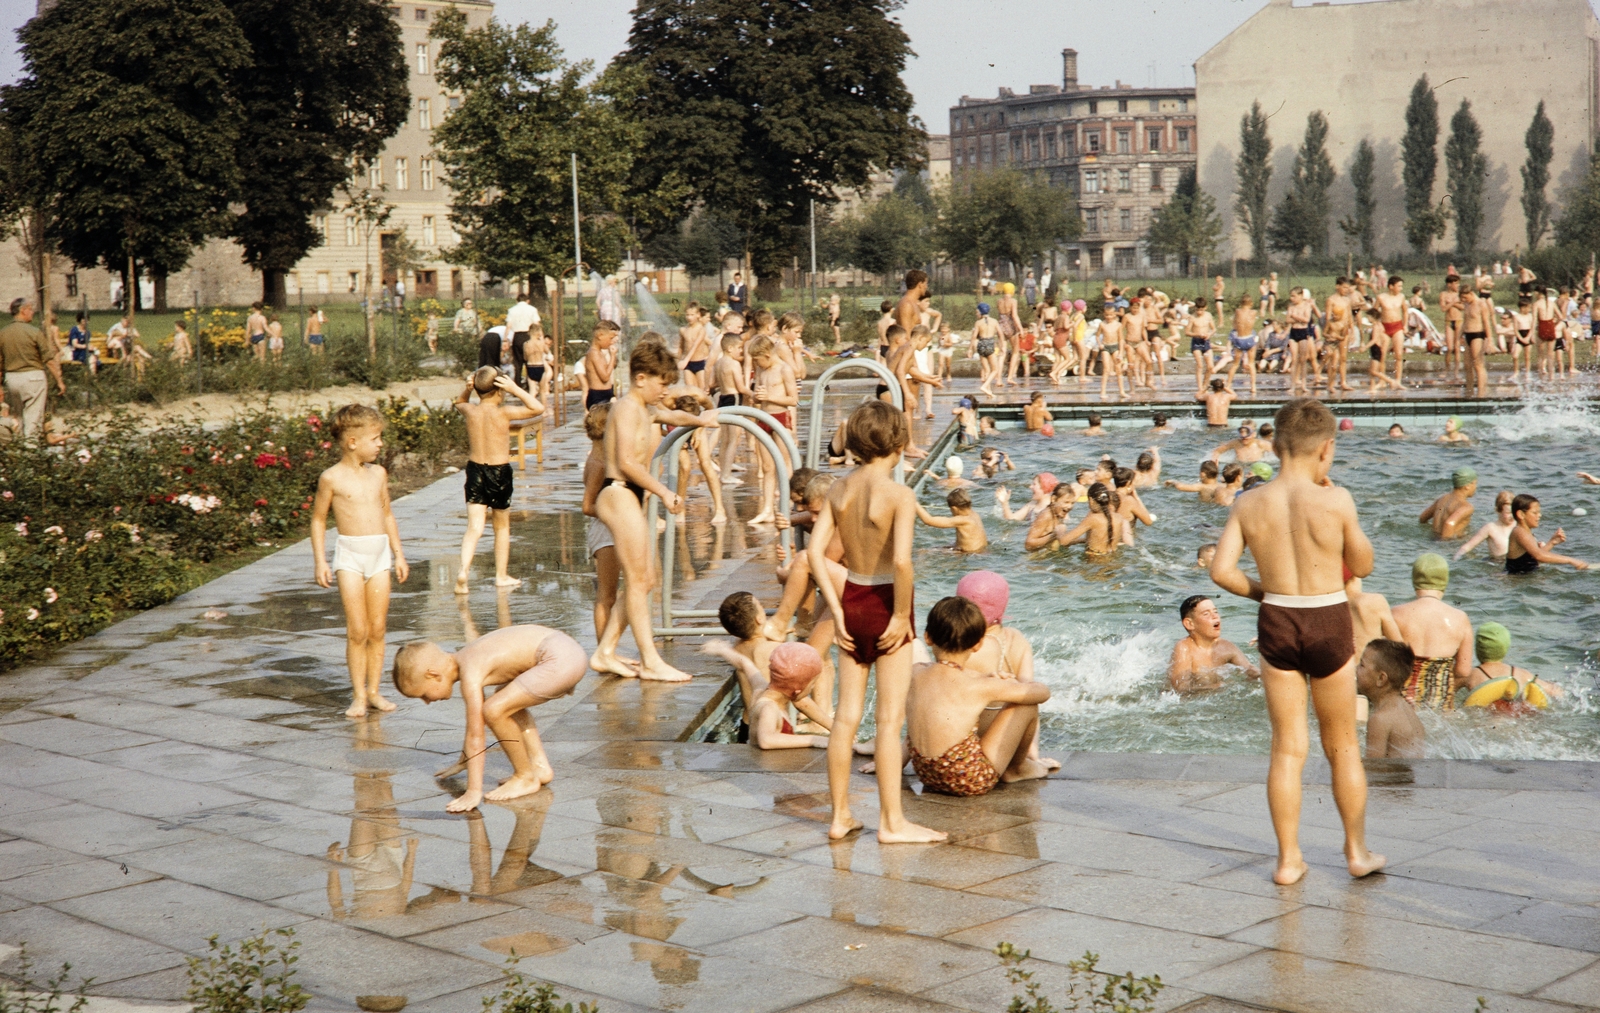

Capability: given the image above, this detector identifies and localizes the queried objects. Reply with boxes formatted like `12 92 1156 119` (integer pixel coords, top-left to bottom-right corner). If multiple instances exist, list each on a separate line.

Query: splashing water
633 279 677 339
1491 388 1600 442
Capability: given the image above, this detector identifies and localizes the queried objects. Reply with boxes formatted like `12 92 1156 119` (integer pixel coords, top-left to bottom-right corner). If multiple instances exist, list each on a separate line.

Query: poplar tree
1444 99 1488 255
1338 139 1377 257
1146 167 1223 276
1402 75 1446 254
1233 101 1273 265
1521 101 1555 251
1268 110 1336 260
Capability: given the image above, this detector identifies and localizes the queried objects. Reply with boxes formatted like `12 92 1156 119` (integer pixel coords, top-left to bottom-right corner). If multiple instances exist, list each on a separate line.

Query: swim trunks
685 359 706 373
586 515 614 558
585 388 614 409
840 572 913 666
465 461 514 510
1406 656 1457 710
910 732 999 797
1255 591 1353 678
1191 337 1210 354
307 333 324 346
332 533 393 580
609 478 646 505
1289 327 1311 342
1538 319 1557 341
509 630 587 703
527 365 545 382
1505 552 1539 575
716 393 738 408
1517 329 1531 345
1230 332 1256 351
758 410 791 433
1464 330 1486 344
1382 320 1404 337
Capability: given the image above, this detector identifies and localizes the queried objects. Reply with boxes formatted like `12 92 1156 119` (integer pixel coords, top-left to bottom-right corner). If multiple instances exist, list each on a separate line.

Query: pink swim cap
1060 300 1071 312
1338 418 1355 431
1074 299 1087 311
1036 472 1059 494
768 642 822 698
957 570 1010 625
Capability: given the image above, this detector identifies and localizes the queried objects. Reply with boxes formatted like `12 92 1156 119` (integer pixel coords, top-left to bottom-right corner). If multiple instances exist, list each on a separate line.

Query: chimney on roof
1062 48 1078 91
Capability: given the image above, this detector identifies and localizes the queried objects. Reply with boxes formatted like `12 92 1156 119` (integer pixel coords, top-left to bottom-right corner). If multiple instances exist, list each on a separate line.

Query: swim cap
767 642 823 698
957 396 974 410
1338 418 1355 431
1003 282 1015 295
1412 552 1450 591
1452 466 1478 488
1040 423 1055 437
1250 462 1273 480
946 455 964 476
1036 472 1060 495
956 570 1009 625
1060 301 1071 312
1074 299 1086 311
1475 622 1510 663
977 302 991 315
1448 416 1463 429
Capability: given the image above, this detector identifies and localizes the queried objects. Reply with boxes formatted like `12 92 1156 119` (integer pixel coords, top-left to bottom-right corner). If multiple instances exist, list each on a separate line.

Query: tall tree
849 191 935 278
1233 101 1273 265
618 0 923 302
1 0 249 312
1521 100 1555 251
1145 167 1223 277
429 9 660 300
937 168 1079 271
1444 99 1489 255
1268 110 1337 260
642 212 744 280
1552 147 1600 251
1401 74 1446 255
1337 139 1377 257
224 0 409 307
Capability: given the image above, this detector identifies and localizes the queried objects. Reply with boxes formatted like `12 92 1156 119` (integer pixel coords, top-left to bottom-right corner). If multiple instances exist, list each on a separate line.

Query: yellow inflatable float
1463 676 1518 708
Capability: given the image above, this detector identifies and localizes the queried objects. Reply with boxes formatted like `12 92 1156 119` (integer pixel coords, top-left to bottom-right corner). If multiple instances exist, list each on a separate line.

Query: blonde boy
713 331 749 484
590 342 719 681
311 404 410 718
678 302 710 388
393 625 586 811
584 320 620 408
749 335 797 526
454 367 544 594
810 400 945 843
1211 397 1385 885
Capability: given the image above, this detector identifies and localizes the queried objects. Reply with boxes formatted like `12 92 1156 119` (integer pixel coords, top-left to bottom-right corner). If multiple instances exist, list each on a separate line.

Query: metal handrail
804 359 903 471
648 408 793 638
712 405 800 471
906 419 963 492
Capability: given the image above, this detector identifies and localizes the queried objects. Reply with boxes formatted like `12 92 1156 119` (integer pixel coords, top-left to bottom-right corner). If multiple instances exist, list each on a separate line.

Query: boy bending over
906 596 1051 796
311 405 410 718
394 625 586 811
455 368 544 593
1211 397 1385 885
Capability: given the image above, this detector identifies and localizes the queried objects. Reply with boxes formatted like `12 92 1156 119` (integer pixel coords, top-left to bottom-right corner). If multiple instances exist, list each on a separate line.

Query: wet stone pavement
3 386 1600 1013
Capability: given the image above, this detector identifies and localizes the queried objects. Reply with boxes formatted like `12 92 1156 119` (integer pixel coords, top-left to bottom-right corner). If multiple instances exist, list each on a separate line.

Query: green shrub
995 941 1164 1013
0 945 90 1013
481 956 596 1013
186 928 309 1013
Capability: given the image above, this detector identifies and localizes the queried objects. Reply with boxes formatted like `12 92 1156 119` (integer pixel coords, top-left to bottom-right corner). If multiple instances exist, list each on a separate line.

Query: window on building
982 112 990 126
1117 169 1131 192
313 213 327 238
367 161 382 187
316 271 331 294
1114 247 1137 270
418 98 431 130
1028 136 1039 160
449 95 461 112
1083 170 1099 194
1084 209 1099 234
64 273 78 298
414 6 427 18
981 139 991 165
1179 98 1189 112
1150 167 1164 192
1012 138 1023 161
1045 133 1056 158
967 115 975 128
1064 132 1076 156
1117 99 1128 113
1089 247 1104 270
1149 99 1160 113
997 112 1005 125
1176 128 1191 153
394 157 408 190
1086 131 1100 153
1147 128 1162 152
1116 129 1131 154
420 157 434 189
1119 208 1132 232
348 271 360 293
416 44 429 75
1088 100 1098 114
345 216 358 246
422 216 436 246
388 5 400 17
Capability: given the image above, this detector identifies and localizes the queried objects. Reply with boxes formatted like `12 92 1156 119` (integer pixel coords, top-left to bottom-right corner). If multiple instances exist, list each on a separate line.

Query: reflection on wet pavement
1 396 1598 1013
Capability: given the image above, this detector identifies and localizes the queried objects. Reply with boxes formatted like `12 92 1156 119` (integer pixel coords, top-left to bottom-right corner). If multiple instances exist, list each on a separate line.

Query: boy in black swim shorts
454 367 543 594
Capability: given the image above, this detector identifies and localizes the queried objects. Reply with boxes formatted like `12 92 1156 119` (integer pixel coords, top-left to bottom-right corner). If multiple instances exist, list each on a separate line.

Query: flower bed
0 399 462 669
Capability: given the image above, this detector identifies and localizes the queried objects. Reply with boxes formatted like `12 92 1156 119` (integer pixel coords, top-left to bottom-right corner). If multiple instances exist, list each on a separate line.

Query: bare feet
711 511 727 524
748 511 775 527
369 693 398 712
453 577 469 595
1001 758 1052 783
878 819 948 844
639 659 694 682
494 576 521 588
484 772 544 802
345 700 368 719
590 650 642 677
829 814 864 840
435 751 469 778
1273 857 1310 885
721 476 743 487
760 619 792 643
445 789 483 814
1347 848 1387 879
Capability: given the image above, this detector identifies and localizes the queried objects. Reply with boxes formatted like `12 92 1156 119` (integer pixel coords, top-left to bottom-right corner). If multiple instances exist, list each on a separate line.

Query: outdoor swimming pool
908 391 1600 761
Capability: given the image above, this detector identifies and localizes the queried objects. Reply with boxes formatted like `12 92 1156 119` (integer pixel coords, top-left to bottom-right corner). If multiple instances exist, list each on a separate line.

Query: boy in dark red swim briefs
810 400 946 845
1211 397 1386 887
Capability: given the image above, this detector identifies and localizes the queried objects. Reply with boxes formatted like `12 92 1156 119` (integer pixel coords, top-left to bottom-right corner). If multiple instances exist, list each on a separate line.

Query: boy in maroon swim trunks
1211 397 1386 886
810 400 946 844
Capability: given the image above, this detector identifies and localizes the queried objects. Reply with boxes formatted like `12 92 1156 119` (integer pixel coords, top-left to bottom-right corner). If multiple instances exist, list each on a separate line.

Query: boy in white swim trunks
393 625 587 811
311 404 411 718
454 367 544 594
581 403 622 652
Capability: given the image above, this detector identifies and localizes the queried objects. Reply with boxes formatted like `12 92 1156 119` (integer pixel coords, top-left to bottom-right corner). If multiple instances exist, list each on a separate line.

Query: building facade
1196 0 1600 259
949 49 1197 276
2 0 492 313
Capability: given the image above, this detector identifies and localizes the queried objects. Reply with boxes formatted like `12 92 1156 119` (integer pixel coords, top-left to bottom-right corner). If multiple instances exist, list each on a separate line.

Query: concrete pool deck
3 381 1599 1013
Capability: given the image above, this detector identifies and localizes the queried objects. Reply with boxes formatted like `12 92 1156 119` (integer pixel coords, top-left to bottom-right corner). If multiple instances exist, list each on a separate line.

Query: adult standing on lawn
0 298 66 440
505 295 541 390
728 272 748 316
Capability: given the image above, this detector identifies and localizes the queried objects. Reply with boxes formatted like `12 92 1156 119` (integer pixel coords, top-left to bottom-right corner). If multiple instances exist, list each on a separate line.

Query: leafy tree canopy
1146 167 1223 276
938 168 1080 270
617 0 923 299
1268 110 1336 260
1444 99 1488 255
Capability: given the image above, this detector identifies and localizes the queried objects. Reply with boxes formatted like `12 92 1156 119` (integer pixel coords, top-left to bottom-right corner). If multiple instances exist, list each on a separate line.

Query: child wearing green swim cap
1420 468 1477 539
1463 621 1563 708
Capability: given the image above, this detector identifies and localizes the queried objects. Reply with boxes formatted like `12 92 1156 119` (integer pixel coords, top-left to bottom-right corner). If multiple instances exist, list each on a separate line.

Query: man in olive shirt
1 298 66 440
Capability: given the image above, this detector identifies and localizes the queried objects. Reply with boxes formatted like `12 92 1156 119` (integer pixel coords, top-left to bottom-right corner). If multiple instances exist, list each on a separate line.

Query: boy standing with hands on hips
1210 397 1385 885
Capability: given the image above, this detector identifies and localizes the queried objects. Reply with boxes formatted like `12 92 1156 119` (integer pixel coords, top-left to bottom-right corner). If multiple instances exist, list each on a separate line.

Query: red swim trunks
757 411 791 434
1256 592 1353 679
1538 318 1557 341
840 576 914 666
1382 320 1404 337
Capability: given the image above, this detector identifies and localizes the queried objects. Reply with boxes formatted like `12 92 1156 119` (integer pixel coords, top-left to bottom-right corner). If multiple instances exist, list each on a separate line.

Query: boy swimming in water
1197 377 1235 426
1211 397 1385 885
1356 639 1425 759
916 488 989 552
1167 595 1259 694
1420 466 1477 539
1455 490 1515 561
1166 460 1221 502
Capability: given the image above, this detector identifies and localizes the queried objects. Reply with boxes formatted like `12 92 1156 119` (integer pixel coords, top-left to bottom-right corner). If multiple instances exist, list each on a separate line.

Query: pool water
908 391 1600 761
